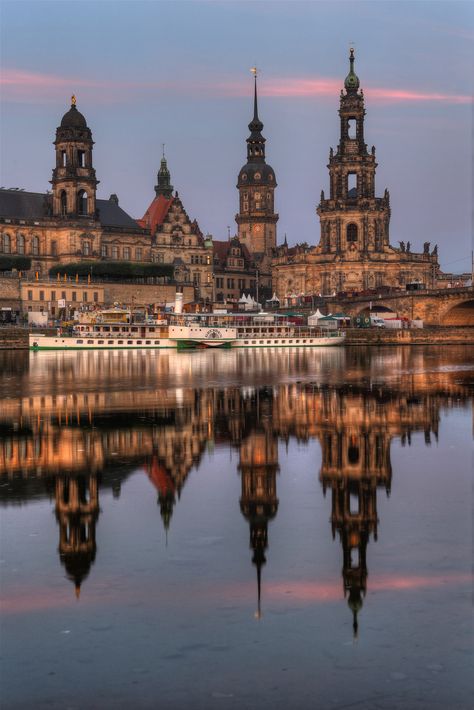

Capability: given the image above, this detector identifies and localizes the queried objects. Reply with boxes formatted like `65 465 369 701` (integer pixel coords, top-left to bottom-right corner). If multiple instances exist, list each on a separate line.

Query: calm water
0 346 473 710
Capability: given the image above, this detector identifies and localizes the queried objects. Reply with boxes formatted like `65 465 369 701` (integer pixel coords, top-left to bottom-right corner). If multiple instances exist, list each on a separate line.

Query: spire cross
162 143 165 159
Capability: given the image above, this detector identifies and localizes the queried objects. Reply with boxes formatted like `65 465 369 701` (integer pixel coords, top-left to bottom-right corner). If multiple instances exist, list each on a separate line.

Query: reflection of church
1 350 469 605
239 428 279 617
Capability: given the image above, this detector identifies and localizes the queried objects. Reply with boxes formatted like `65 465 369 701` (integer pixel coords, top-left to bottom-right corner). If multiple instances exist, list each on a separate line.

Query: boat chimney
174 291 183 314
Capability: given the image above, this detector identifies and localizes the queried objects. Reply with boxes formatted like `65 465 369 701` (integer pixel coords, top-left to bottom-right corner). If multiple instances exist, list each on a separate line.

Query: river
0 345 472 709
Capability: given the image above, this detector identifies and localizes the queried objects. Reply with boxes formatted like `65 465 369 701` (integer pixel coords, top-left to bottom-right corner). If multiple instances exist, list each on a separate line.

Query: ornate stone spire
246 68 265 162
155 147 174 198
344 47 360 93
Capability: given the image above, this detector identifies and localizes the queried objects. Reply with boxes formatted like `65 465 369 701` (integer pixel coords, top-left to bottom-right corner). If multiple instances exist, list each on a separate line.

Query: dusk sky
1 0 472 271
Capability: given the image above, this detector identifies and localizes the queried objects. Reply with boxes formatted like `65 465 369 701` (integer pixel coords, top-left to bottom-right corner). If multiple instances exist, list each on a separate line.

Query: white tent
308 309 325 325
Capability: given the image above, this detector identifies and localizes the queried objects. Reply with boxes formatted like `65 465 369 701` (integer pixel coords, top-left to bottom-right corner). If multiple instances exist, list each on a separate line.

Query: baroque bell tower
236 70 278 259
51 96 98 219
317 50 390 260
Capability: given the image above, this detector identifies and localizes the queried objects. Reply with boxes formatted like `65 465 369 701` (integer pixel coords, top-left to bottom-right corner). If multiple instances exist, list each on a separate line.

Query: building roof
137 195 174 232
0 189 141 230
213 238 253 270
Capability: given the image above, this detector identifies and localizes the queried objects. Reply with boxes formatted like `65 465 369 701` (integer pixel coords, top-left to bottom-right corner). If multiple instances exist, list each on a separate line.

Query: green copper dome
344 48 360 92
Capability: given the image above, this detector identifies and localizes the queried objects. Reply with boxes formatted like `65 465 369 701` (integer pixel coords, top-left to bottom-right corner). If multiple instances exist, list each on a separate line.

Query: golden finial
71 94 76 106
250 67 258 78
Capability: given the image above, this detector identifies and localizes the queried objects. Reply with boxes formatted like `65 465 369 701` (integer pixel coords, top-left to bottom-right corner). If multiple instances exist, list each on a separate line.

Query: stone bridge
328 287 474 326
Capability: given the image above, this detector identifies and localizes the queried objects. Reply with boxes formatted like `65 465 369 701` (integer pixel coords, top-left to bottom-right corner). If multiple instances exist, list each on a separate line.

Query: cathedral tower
51 96 99 218
317 50 390 263
236 70 278 258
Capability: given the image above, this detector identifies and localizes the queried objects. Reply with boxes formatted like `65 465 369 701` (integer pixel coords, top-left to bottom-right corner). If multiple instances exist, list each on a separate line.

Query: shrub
0 255 32 271
48 261 174 280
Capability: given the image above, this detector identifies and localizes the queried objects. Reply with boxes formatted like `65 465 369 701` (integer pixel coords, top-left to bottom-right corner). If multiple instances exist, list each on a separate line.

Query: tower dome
60 96 88 129
344 48 360 92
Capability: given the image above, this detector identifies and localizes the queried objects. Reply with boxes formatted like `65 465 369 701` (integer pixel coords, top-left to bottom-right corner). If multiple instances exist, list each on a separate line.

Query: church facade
272 50 440 301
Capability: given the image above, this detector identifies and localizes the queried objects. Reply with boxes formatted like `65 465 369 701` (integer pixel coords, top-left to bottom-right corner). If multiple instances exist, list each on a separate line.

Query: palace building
272 50 440 301
0 98 149 276
0 98 212 302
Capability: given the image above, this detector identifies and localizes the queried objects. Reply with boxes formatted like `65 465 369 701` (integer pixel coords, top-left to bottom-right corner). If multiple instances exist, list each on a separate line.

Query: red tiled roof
138 195 174 233
146 457 175 494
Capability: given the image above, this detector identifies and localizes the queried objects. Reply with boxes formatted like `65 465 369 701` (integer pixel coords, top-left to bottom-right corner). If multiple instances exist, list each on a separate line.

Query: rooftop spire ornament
71 94 76 106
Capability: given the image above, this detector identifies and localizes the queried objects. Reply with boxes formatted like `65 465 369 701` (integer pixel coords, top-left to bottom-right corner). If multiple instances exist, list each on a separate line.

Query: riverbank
1 325 474 350
343 326 474 345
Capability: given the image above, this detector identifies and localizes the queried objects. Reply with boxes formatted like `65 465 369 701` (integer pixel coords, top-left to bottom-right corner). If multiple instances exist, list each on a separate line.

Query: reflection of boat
29 312 345 350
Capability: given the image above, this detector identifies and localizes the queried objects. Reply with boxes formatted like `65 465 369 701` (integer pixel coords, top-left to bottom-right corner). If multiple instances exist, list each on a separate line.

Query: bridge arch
440 298 474 326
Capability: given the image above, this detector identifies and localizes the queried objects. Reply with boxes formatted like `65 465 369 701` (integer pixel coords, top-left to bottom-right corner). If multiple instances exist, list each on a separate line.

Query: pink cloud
1 67 472 105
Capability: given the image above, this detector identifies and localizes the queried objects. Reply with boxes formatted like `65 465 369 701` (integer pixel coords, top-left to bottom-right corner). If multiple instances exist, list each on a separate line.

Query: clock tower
236 70 278 261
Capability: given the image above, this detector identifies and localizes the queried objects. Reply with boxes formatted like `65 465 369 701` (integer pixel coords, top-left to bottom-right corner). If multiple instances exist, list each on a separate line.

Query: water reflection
1 347 472 633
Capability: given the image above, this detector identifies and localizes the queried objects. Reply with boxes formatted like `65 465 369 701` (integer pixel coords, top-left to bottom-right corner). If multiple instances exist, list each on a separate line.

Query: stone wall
103 283 195 307
344 326 474 345
0 278 21 310
0 276 195 313
0 327 28 349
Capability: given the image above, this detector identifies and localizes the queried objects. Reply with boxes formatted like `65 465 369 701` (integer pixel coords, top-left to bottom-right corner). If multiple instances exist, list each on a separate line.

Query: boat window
303 340 306 343
267 340 271 344
108 340 113 345
87 340 94 344
127 340 132 344
154 340 159 344
118 340 123 344
136 340 142 345
281 340 286 344
289 340 293 343
76 339 83 344
145 340 151 345
98 340 104 344
259 340 264 344
149 327 155 333
296 339 300 343
131 327 138 332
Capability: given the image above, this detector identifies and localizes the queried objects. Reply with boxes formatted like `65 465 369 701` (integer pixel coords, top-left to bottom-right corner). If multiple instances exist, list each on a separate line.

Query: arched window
82 241 91 256
51 240 57 256
32 236 40 255
77 190 88 215
17 234 25 254
2 234 11 254
60 191 67 216
348 118 357 139
346 223 358 243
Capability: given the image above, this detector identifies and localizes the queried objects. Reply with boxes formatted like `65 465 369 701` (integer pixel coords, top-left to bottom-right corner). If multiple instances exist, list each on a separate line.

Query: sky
0 0 473 272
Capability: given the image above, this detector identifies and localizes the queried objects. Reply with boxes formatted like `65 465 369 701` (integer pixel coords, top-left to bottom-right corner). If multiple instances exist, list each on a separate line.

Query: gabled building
212 236 257 305
138 154 213 302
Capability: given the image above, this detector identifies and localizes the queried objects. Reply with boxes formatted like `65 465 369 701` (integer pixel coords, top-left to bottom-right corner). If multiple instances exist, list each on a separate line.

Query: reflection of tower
239 430 279 617
319 390 392 636
55 474 99 597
